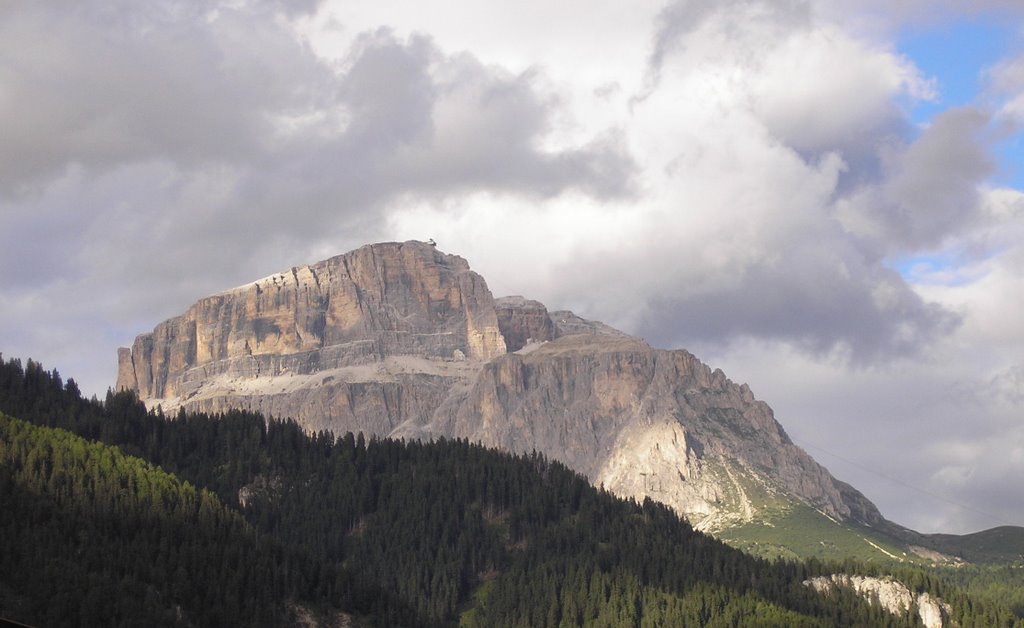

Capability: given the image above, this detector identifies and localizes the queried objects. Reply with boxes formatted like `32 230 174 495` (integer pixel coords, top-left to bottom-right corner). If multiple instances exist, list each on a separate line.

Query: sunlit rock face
805 575 954 628
402 332 876 531
118 241 883 532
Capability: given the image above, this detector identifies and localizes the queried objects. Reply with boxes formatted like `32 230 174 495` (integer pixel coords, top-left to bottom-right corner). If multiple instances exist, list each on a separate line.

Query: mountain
115 241 1016 562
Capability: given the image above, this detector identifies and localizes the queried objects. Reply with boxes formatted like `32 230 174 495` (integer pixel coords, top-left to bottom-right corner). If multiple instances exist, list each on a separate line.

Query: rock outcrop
399 332 872 528
805 575 953 628
494 296 557 351
117 241 886 533
117 241 505 433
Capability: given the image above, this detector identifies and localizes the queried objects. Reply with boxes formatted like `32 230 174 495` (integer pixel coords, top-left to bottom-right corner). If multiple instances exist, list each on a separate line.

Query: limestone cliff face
401 333 875 530
806 575 953 628
118 241 885 534
117 241 506 407
494 296 557 351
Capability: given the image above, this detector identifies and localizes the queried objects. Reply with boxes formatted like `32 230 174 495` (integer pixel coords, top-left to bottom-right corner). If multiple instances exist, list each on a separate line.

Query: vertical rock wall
494 296 557 351
117 241 506 400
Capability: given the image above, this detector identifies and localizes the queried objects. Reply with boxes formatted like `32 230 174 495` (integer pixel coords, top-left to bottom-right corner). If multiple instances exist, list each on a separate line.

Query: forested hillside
0 412 326 626
0 355 1019 627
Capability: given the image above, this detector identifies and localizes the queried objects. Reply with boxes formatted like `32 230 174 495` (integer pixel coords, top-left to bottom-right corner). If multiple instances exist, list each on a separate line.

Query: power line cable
795 437 1014 529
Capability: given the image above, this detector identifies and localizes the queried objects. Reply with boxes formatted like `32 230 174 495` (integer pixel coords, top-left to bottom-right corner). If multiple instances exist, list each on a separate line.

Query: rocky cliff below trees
117 241 887 534
805 575 953 628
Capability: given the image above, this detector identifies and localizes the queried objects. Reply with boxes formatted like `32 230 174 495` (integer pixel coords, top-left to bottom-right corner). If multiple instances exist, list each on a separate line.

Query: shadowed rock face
117 241 885 532
494 296 557 351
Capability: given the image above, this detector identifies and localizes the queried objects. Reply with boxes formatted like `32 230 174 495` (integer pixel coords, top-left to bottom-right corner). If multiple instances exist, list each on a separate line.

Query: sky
2 0 1024 535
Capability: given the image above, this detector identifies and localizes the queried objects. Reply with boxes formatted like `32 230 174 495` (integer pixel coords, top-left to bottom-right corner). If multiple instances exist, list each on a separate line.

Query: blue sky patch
886 251 995 287
886 254 954 280
898 18 1024 189
898 17 1013 122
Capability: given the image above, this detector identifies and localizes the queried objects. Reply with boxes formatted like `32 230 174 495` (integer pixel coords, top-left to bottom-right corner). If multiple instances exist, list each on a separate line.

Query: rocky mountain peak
117 241 506 404
117 241 887 535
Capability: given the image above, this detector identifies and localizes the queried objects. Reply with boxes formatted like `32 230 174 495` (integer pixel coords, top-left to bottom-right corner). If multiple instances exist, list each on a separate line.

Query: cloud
335 30 636 199
708 337 1024 533
642 0 812 103
637 243 959 362
884 109 999 245
746 27 931 157
985 54 1024 123
835 108 1001 251
506 0 963 362
5 0 978 379
0 0 634 394
0 4 634 273
0 1 330 195
814 0 1024 33
2 0 1023 534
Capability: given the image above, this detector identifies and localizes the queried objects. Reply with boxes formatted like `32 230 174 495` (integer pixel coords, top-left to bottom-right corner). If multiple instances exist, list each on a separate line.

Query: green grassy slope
717 486 1024 566
720 503 912 563
704 451 1024 567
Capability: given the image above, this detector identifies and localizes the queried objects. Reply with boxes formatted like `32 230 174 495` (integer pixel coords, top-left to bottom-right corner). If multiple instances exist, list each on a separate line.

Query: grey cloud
816 0 1024 27
0 3 636 394
0 0 331 195
469 0 991 371
219 29 635 243
891 111 994 241
987 55 1024 94
644 0 811 92
633 239 959 363
986 53 1024 122
647 1 717 76
811 398 1022 534
0 6 634 257
988 364 1024 406
339 30 438 150
542 200 959 364
391 53 636 198
707 345 1024 533
0 0 1019 537
864 108 1000 251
